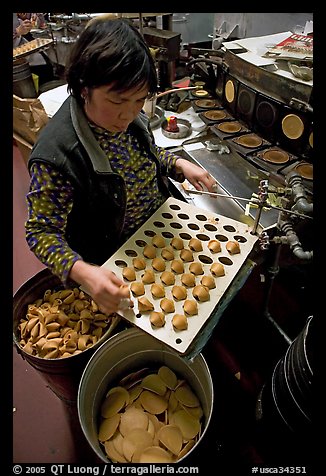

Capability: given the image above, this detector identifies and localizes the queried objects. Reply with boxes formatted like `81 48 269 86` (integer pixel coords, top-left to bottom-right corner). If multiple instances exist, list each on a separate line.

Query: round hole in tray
219 257 233 266
196 233 210 241
179 232 192 240
234 235 247 243
135 239 147 248
171 222 182 229
198 254 213 264
204 224 218 232
125 249 138 257
169 204 181 211
162 231 174 239
215 234 228 242
153 221 165 228
144 230 156 237
115 259 127 267
188 223 200 231
136 313 142 318
223 225 236 232
178 213 189 220
196 214 208 221
175 338 182 344
162 212 173 219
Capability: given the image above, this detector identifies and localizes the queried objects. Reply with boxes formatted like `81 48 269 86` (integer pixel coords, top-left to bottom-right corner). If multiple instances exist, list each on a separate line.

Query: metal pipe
279 222 313 262
261 243 293 345
286 171 313 216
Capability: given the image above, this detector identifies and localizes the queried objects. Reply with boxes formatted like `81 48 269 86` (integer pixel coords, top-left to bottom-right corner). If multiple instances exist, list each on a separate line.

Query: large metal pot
78 327 214 462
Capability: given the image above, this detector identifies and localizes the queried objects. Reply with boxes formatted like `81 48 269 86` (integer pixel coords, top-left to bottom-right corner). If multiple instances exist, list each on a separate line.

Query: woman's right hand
17 19 33 36
69 260 131 315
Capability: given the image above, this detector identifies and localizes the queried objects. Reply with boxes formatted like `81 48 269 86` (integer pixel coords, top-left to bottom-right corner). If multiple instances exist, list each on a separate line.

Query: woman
25 18 217 314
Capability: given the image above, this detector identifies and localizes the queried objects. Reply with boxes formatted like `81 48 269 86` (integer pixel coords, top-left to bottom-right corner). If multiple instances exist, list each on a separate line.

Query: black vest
28 96 171 265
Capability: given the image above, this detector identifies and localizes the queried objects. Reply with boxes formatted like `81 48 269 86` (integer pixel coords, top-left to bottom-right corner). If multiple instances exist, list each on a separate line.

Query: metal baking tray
101 197 258 354
13 38 54 60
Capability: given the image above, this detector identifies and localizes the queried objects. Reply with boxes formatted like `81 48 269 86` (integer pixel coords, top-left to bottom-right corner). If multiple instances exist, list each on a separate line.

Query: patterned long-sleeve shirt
26 122 184 284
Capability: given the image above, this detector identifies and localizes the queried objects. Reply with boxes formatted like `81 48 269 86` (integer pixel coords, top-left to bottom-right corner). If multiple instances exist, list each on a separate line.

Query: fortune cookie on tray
172 314 188 331
189 238 203 252
183 299 198 316
226 240 240 254
208 239 221 253
189 262 204 276
150 311 166 327
150 283 165 298
160 271 175 286
133 257 146 270
171 259 184 274
210 263 225 277
180 249 194 262
172 285 187 301
152 234 166 248
181 273 196 287
200 275 216 289
192 285 210 302
143 244 157 259
170 237 184 250
130 282 145 296
141 269 155 284
160 298 175 313
152 257 166 272
138 297 154 312
122 267 137 282
161 247 175 261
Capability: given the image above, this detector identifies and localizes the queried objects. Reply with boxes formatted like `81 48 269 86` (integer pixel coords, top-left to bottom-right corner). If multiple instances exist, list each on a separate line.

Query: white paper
38 84 69 117
152 108 207 148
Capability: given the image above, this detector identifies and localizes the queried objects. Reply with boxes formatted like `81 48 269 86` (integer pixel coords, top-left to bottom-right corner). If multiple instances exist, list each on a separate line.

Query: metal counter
171 138 280 232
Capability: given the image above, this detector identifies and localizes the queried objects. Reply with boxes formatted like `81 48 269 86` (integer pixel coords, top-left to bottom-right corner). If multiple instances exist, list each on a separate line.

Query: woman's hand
16 19 33 36
175 158 217 192
69 260 131 315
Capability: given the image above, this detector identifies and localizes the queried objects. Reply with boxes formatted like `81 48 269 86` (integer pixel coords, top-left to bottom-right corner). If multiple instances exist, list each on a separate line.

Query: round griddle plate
203 110 227 121
195 99 219 109
295 162 313 180
193 89 210 97
217 121 242 133
282 114 304 140
233 134 263 148
262 149 289 164
309 131 313 148
225 80 235 103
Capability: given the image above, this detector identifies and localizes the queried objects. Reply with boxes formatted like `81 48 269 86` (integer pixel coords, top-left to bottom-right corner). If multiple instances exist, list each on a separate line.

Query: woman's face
82 83 149 133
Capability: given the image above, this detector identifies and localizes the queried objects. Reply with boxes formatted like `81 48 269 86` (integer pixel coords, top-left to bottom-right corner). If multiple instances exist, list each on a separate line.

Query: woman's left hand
175 158 217 192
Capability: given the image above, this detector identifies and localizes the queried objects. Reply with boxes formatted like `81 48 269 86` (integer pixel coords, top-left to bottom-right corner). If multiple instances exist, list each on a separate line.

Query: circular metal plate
233 134 263 148
194 99 219 109
262 149 289 164
161 118 192 139
294 162 313 180
203 110 227 121
217 121 242 133
282 114 304 140
225 80 235 103
193 89 210 97
309 131 313 148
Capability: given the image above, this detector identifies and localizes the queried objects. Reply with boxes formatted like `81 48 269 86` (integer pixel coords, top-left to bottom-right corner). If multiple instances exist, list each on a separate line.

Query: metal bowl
161 118 192 139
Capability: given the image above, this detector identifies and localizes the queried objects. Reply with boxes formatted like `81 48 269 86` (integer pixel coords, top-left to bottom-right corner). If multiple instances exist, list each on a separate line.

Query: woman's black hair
65 19 158 102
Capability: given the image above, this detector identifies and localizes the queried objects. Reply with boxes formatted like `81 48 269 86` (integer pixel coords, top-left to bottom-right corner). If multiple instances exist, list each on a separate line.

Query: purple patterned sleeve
25 162 82 285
